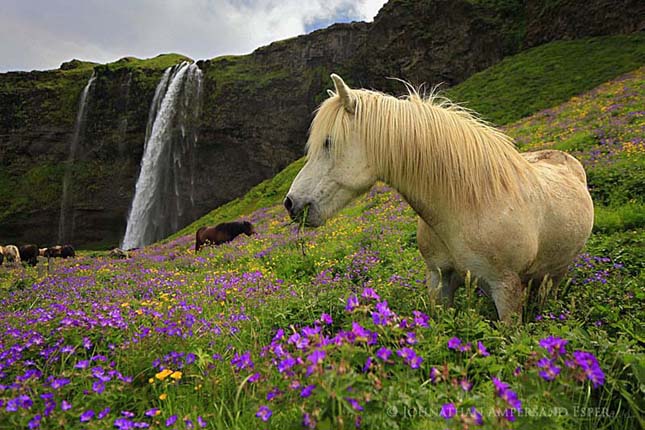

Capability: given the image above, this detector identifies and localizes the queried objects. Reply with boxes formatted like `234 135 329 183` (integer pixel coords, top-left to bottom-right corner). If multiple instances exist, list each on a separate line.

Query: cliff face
0 0 642 249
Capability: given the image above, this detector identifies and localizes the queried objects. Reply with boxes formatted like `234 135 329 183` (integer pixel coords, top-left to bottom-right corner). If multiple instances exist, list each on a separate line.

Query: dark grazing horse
61 244 75 258
195 221 255 252
19 244 39 266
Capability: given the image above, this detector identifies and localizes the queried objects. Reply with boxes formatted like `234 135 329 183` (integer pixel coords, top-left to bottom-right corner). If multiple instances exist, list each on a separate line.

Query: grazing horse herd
0 220 254 269
0 244 76 267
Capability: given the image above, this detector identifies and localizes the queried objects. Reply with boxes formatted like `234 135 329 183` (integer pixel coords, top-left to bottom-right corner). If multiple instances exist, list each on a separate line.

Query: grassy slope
170 34 645 240
444 34 645 125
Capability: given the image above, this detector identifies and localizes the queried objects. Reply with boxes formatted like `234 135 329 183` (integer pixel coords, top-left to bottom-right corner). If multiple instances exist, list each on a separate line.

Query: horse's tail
195 227 207 252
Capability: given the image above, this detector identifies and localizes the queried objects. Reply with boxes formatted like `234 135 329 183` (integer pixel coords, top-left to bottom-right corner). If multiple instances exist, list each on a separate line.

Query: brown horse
19 244 39 267
195 221 255 252
61 244 75 258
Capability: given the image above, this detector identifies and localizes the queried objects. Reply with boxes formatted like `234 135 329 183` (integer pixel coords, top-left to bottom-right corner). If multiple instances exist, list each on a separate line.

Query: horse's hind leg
489 272 524 323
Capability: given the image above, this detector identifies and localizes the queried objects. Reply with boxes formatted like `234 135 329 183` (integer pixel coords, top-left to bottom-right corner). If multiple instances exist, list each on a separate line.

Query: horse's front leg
427 269 460 306
417 218 460 306
488 272 524 323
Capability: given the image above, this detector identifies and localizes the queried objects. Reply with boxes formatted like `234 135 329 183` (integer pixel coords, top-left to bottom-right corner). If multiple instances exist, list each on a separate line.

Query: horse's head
284 74 377 226
243 221 255 236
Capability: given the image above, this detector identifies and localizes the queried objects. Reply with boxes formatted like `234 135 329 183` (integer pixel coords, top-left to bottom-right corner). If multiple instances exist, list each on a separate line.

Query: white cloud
0 0 387 72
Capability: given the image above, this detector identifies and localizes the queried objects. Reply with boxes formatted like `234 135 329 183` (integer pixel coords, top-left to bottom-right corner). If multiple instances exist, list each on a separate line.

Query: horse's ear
330 74 356 114
326 89 335 98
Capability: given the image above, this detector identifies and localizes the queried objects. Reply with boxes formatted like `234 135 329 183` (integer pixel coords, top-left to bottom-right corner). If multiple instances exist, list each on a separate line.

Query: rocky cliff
0 0 642 248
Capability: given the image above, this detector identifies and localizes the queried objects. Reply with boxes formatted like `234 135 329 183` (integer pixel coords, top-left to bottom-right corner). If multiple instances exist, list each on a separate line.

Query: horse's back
522 149 587 185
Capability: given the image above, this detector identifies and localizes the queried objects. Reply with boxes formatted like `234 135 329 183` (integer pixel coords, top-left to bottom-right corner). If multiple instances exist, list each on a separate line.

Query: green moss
446 34 645 125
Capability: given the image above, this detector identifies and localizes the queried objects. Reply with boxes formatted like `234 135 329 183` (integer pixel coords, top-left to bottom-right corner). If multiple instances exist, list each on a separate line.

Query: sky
1 0 387 72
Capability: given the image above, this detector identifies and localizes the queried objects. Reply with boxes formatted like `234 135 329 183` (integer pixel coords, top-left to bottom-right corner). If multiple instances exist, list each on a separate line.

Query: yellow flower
194 384 202 391
148 378 155 384
159 393 167 400
170 371 182 381
155 369 173 381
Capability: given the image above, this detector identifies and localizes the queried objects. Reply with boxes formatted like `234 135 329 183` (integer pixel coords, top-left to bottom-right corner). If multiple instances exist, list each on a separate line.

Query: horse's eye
324 137 332 151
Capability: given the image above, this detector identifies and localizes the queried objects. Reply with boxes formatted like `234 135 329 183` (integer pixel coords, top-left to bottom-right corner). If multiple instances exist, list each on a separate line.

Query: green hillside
1 36 643 430
172 34 645 240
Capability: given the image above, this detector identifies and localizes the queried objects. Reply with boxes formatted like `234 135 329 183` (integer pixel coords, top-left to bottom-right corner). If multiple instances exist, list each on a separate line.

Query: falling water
58 72 96 243
122 62 203 249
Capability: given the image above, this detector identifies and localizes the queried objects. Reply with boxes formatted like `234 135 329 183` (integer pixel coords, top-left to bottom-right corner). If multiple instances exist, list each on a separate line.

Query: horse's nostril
284 196 294 212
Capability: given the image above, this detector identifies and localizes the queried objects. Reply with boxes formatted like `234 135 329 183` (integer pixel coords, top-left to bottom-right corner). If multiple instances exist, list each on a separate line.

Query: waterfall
122 62 203 249
58 72 96 244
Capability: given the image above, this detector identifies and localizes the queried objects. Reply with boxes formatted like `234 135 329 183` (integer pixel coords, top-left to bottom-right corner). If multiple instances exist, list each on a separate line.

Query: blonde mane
307 86 537 210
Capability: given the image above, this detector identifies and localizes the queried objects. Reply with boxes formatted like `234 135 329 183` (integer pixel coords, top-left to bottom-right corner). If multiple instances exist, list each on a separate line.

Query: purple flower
412 310 429 328
197 416 207 428
28 414 42 429
503 408 516 422
460 378 473 391
537 358 561 381
18 394 34 409
73 360 89 369
145 408 159 417
114 417 135 430
539 336 568 357
165 415 178 427
373 301 394 325
303 412 316 429
82 337 92 349
278 356 296 373
345 398 363 411
307 349 325 365
447 337 461 350
345 294 359 312
92 380 105 394
492 377 522 411
256 405 272 422
230 351 254 371
470 407 483 425
477 341 490 356
397 347 423 369
440 403 456 419
376 347 392 361
430 367 441 383
98 407 110 419
266 387 283 401
50 377 71 390
405 332 417 345
361 288 380 301
320 313 333 325
573 351 605 388
362 356 374 373
61 400 72 411
80 410 95 423
300 384 316 398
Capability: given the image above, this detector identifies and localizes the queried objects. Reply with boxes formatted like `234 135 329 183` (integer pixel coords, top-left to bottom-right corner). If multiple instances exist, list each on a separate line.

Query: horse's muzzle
284 196 319 226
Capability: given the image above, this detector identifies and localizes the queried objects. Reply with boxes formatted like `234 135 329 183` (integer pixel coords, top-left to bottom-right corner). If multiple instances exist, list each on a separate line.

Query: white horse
1 245 21 265
285 74 594 322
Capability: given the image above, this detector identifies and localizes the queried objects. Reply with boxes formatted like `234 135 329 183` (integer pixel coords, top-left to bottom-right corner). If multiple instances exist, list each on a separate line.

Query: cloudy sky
1 0 387 72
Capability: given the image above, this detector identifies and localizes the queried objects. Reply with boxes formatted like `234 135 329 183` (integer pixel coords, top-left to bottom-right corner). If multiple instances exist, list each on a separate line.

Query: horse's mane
307 85 537 210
